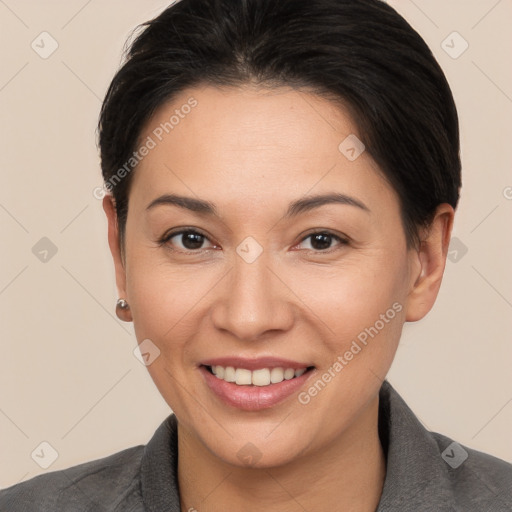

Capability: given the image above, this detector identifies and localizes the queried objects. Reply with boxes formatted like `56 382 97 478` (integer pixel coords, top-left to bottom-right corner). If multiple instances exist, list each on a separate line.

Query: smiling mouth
203 364 315 387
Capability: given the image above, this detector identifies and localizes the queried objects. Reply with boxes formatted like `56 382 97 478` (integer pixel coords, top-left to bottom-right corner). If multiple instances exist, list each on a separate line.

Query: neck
177 394 386 512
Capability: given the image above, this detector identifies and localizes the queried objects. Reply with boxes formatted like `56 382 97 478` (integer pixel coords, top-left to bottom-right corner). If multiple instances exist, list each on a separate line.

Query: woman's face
108 85 426 467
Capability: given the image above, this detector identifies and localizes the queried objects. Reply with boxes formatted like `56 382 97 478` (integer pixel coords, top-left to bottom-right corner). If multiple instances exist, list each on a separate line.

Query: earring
116 298 132 322
117 299 129 309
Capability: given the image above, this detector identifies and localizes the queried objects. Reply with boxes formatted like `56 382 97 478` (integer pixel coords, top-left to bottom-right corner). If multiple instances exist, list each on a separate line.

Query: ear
102 195 131 321
405 203 455 322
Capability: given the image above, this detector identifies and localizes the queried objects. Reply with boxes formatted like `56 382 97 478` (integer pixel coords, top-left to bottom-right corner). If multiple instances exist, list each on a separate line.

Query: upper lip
200 356 314 371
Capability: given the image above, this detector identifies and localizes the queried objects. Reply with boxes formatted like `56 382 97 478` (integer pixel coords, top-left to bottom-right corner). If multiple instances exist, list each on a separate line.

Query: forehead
130 85 397 214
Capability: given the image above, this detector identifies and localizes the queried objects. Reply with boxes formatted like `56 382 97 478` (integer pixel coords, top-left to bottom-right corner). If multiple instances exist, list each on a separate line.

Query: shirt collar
141 412 181 511
376 380 453 511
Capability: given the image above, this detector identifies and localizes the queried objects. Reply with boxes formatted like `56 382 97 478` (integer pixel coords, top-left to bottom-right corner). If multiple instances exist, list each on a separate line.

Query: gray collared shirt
1 380 511 511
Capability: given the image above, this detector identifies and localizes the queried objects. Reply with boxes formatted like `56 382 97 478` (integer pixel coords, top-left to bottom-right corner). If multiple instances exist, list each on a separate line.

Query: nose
210 254 295 342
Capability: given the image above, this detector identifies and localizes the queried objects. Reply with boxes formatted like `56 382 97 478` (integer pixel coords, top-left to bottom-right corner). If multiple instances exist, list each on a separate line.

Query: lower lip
199 365 314 411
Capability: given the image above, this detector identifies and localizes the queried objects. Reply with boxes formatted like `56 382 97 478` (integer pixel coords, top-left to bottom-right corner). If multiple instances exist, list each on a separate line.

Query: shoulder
429 431 512 510
0 444 145 512
378 380 512 511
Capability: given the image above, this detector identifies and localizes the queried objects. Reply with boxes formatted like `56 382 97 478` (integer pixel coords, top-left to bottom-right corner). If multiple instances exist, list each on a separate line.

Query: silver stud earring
116 298 132 322
116 298 130 310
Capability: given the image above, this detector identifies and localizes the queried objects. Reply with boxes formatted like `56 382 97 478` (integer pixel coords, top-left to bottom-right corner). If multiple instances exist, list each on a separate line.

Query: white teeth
284 368 295 380
270 367 284 383
224 366 236 382
252 368 270 386
235 368 252 385
210 365 309 387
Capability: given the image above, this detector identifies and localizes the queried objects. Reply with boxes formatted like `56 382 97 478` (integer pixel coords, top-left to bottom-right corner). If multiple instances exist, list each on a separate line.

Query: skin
103 84 454 512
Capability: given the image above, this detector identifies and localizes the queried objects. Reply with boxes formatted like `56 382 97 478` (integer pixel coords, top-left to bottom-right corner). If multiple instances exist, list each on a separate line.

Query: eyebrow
284 192 370 217
146 194 217 215
145 192 370 217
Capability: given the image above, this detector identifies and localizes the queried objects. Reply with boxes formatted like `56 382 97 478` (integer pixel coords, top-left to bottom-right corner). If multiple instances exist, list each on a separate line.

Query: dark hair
98 0 461 257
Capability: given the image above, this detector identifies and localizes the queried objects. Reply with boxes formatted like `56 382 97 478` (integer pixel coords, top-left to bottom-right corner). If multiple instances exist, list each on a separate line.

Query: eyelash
158 228 349 254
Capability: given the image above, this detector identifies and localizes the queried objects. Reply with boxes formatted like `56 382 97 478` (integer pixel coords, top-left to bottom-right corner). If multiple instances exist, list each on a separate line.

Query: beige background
1 0 511 488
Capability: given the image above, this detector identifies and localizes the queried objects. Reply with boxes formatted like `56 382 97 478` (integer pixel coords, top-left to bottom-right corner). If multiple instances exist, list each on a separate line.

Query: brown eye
310 233 333 250
178 231 206 249
161 229 215 251
297 231 348 251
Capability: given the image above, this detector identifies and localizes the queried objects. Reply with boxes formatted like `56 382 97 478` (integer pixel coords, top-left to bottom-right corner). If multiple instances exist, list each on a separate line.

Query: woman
1 0 511 510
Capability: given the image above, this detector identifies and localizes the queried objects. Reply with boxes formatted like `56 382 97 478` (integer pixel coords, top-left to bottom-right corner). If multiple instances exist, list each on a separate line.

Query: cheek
124 243 226 353
291 251 409 354
127 268 201 339
125 259 216 404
